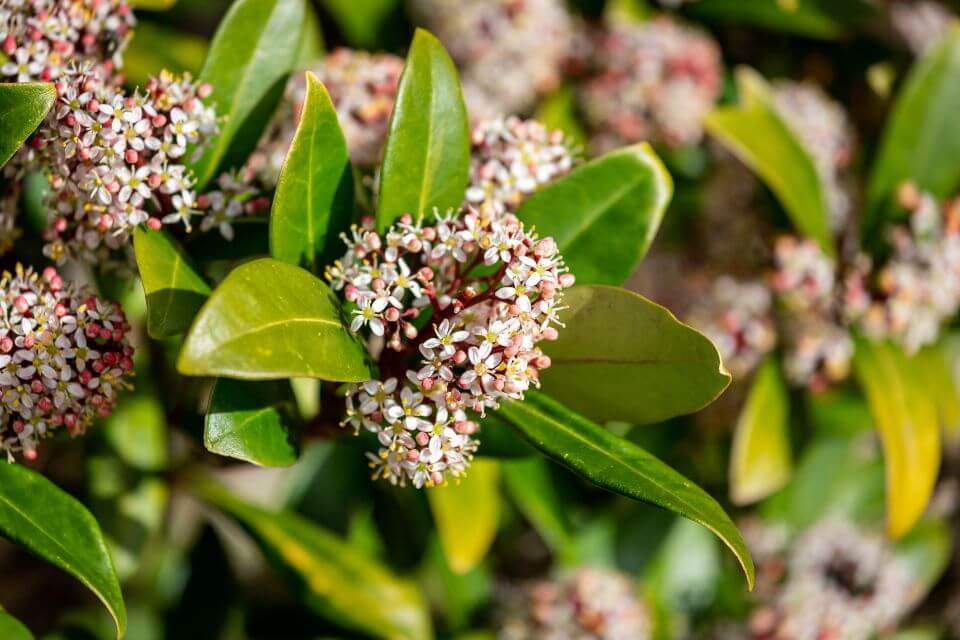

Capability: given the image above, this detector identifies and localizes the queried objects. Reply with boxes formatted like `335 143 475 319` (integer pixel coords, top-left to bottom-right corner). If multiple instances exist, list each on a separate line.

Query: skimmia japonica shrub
1 1 959 638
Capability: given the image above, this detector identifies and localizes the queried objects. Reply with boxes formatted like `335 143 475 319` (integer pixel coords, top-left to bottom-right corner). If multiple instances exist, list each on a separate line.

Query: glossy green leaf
705 67 833 255
123 22 207 90
729 358 792 506
496 391 754 589
0 612 32 640
204 379 298 467
178 258 372 381
866 29 960 235
0 463 125 637
133 227 211 339
0 82 55 169
192 0 306 188
376 29 469 232
269 72 353 273
853 340 941 538
427 459 500 575
502 458 576 563
540 286 731 424
517 144 672 285
193 477 432 640
320 0 398 49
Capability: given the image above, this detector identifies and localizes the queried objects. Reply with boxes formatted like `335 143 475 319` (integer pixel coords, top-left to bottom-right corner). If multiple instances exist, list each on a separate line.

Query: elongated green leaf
517 144 672 286
705 67 833 255
0 612 32 640
687 0 850 39
729 358 792 505
502 458 576 563
376 29 469 232
129 0 177 8
866 29 960 235
0 463 125 637
0 83 55 169
193 477 432 640
270 72 353 273
853 340 941 538
496 391 754 588
320 0 398 49
133 227 211 339
914 343 960 439
427 459 500 575
205 379 298 467
540 286 730 424
178 258 372 381
192 0 306 188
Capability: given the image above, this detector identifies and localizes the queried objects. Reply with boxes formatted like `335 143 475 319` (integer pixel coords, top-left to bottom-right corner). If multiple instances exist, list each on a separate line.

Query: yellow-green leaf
427 459 500 575
204 379 298 467
0 612 32 640
0 82 55 169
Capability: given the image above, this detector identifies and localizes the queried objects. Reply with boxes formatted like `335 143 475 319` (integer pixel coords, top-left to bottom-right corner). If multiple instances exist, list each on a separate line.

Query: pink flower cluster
466 117 577 217
578 16 722 153
0 0 134 82
327 209 572 487
0 264 134 460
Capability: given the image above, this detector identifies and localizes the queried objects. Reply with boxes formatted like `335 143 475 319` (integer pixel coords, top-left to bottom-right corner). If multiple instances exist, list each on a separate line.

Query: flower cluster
499 567 652 640
773 82 856 230
250 48 403 185
749 518 915 640
890 0 954 57
466 117 577 217
851 183 960 354
0 0 135 82
578 16 722 153
688 276 777 379
0 264 134 461
327 209 572 487
8 66 219 264
410 0 572 121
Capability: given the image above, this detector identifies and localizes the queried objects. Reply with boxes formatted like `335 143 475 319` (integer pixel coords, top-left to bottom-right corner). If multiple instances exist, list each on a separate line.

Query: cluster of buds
852 183 960 354
250 48 403 185
10 66 220 264
499 567 652 640
688 276 777 380
577 16 722 153
0 264 134 460
410 0 572 121
773 82 856 230
466 117 577 217
889 0 954 57
327 209 572 487
749 518 914 640
0 0 135 82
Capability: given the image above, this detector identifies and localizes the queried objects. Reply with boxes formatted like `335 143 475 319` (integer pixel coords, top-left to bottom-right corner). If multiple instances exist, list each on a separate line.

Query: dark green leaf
0 462 125 637
705 67 834 255
205 379 298 467
193 477 432 640
192 0 306 188
496 391 754 589
0 82 55 169
866 29 960 236
0 612 33 640
540 286 731 424
376 29 469 232
517 144 672 285
122 22 207 90
269 72 354 273
133 227 211 339
178 258 372 381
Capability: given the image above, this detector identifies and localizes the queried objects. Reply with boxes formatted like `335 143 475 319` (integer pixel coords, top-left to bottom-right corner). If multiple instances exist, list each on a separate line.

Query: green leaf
729 357 792 505
496 391 754 589
269 72 354 274
178 258 372 381
705 67 833 256
647 518 720 614
914 342 960 440
540 286 731 424
866 29 960 236
204 379 298 467
853 340 941 538
105 394 169 472
133 227 211 339
0 612 33 640
0 463 125 637
427 459 500 575
686 0 850 39
502 458 576 564
192 0 306 188
0 82 55 169
128 0 178 9
192 477 432 640
376 29 469 232
296 4 325 67
122 22 208 90
517 144 672 286
320 0 398 49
